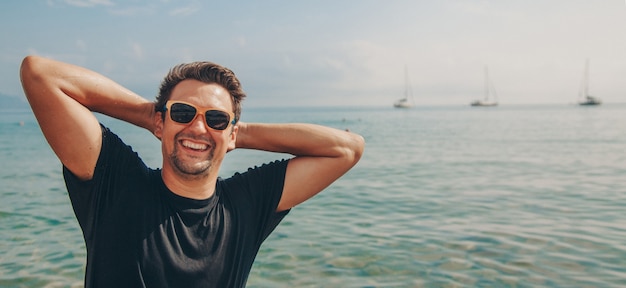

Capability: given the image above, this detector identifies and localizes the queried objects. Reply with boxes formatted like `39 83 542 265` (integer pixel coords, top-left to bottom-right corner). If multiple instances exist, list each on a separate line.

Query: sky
1 0 626 107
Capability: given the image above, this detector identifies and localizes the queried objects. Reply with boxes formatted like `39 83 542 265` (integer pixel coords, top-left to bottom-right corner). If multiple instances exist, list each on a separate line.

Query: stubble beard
169 135 216 180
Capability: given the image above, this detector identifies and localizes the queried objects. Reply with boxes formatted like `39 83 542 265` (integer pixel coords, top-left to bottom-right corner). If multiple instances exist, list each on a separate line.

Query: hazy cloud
3 1 626 106
76 40 87 51
108 5 155 16
235 37 247 48
169 1 201 16
130 41 144 60
62 0 114 7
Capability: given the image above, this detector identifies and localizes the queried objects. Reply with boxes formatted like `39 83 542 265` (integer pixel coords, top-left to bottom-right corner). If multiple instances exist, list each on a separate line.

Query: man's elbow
20 55 41 76
20 55 45 92
343 133 365 166
20 56 36 84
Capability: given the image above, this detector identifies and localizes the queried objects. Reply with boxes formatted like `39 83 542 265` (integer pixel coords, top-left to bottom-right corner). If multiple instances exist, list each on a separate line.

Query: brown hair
155 61 246 122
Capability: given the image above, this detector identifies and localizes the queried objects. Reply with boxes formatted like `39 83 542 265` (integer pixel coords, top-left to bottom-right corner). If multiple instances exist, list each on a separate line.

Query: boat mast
484 66 489 101
584 59 590 98
404 65 409 101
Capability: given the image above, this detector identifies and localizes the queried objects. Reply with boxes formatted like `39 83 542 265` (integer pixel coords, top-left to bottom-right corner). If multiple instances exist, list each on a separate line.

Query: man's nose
187 114 209 132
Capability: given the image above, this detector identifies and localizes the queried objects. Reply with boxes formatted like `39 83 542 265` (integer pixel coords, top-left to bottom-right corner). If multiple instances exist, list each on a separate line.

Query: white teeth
181 140 208 150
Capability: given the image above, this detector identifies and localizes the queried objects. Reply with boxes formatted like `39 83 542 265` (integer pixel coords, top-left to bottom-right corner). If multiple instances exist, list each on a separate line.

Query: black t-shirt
63 125 289 288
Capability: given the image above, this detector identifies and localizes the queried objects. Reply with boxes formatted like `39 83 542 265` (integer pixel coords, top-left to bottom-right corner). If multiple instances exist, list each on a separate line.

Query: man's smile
180 139 209 151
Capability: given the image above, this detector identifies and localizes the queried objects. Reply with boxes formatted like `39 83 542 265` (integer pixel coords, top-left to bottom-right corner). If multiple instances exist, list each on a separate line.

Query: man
20 55 364 287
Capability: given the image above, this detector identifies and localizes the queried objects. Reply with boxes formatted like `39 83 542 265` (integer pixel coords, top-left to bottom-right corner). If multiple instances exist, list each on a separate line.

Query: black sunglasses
163 101 236 131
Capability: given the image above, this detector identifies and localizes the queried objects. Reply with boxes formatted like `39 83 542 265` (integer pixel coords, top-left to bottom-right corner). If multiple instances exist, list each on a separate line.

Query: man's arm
20 55 154 180
235 122 365 212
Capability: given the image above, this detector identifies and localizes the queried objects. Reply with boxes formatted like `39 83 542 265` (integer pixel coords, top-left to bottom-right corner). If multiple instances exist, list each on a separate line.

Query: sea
1 103 626 288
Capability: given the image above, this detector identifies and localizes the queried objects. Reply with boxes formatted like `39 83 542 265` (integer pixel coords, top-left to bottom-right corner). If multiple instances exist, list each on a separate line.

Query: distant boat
578 59 601 106
470 66 498 107
394 66 414 108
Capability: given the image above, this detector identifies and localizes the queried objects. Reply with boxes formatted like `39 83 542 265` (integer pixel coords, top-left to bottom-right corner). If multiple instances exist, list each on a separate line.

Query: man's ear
153 111 163 140
227 124 238 152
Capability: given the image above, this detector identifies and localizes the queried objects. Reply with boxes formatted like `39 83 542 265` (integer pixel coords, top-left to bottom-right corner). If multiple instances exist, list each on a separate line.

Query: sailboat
578 59 601 106
393 66 414 108
470 66 498 107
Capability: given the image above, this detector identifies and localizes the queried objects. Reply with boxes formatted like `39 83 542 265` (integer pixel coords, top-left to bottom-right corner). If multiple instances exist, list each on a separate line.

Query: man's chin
172 160 212 176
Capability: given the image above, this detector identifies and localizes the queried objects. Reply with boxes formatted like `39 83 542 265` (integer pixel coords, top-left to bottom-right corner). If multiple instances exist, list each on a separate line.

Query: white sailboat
470 66 498 107
578 59 601 106
394 66 414 108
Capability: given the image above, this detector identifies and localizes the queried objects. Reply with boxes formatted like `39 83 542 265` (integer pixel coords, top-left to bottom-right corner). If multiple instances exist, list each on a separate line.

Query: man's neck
160 168 219 200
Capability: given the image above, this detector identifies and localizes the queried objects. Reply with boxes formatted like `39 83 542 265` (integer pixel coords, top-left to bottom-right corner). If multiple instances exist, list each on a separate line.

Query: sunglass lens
205 110 230 130
170 103 197 123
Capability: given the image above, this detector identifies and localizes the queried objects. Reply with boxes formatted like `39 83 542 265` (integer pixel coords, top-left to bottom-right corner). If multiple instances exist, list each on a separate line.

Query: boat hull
579 96 601 106
393 98 412 108
470 100 497 107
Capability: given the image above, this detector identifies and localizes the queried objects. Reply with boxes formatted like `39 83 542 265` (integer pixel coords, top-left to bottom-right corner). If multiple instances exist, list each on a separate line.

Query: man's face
155 79 237 179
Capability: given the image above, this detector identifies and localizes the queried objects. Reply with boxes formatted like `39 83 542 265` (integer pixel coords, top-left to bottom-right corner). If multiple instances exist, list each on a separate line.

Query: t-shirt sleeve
222 159 291 242
63 124 145 239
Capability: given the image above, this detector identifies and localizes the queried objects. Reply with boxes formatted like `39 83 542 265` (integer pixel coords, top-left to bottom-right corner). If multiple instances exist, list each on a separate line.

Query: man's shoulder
239 159 290 176
218 159 289 197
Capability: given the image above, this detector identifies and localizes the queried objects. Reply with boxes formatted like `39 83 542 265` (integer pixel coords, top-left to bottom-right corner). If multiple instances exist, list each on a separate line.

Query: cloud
55 0 156 16
102 59 116 75
5 1 626 106
76 40 87 51
178 47 195 63
169 1 201 16
62 0 114 7
108 5 155 16
235 37 247 48
130 41 144 60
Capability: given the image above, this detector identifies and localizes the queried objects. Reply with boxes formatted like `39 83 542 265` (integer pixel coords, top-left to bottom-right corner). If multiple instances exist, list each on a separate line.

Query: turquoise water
2 104 626 287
